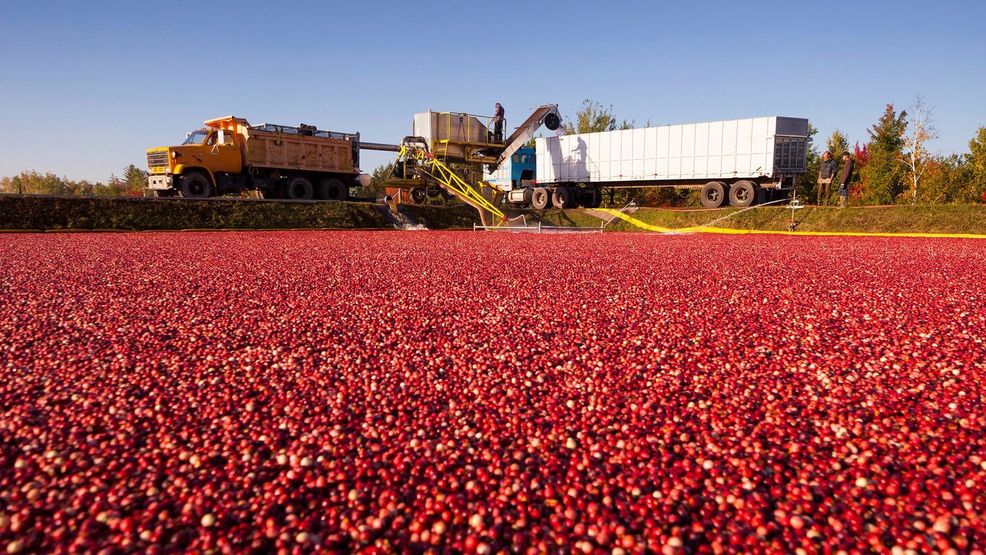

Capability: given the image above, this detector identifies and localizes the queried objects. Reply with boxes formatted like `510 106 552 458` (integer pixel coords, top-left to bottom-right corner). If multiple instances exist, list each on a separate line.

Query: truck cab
484 146 536 192
146 117 246 197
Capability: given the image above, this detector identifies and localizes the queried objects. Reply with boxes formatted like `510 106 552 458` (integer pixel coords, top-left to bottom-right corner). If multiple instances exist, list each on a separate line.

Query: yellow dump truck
145 116 372 200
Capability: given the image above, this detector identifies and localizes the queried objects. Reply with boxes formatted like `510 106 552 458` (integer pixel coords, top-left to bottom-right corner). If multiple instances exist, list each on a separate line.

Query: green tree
561 99 620 134
366 163 394 198
826 129 849 158
917 155 976 204
124 164 148 195
861 104 908 205
967 127 986 202
2 171 70 195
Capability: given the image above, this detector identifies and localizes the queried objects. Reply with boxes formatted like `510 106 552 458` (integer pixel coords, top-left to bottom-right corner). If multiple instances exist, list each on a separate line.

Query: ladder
393 139 505 225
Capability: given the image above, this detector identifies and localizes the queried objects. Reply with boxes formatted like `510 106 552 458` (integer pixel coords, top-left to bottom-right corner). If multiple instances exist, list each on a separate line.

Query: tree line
799 101 986 205
0 165 148 197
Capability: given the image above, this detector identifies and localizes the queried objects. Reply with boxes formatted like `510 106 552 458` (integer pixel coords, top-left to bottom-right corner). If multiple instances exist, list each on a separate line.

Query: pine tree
124 164 148 195
826 129 849 158
968 127 986 202
861 104 908 205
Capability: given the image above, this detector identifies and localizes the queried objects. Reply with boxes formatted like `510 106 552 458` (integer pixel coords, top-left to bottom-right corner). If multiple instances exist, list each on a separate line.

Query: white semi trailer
493 116 808 209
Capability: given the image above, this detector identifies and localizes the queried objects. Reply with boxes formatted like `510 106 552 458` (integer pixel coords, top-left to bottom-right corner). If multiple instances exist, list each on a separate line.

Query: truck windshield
182 130 209 145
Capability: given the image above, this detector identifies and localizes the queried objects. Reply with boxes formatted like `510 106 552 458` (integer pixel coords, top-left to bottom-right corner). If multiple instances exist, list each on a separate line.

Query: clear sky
1 0 984 182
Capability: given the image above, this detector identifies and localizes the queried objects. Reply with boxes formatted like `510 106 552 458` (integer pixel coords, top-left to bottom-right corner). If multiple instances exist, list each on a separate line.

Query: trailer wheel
178 172 212 199
285 176 314 200
729 180 758 208
531 187 550 210
410 187 427 204
316 178 348 201
551 186 575 209
587 188 602 208
700 181 728 209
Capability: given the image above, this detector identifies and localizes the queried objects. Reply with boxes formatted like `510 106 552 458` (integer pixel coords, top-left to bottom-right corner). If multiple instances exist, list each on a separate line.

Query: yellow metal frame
393 142 505 225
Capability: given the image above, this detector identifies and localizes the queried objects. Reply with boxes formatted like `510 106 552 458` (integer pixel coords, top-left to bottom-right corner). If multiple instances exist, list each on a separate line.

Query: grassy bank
535 205 986 234
0 195 394 231
3 195 984 234
0 195 486 231
399 204 479 229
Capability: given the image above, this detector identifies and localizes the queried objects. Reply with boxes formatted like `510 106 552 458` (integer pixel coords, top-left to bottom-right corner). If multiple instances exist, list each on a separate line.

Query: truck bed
243 127 357 174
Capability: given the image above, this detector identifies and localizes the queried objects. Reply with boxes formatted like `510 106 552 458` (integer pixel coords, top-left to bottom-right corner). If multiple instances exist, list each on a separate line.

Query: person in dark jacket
837 152 854 208
492 102 505 143
817 151 837 205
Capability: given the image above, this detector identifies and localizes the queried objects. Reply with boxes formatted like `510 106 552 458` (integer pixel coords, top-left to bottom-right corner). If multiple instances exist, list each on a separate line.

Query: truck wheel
587 188 602 209
522 188 534 206
700 181 728 208
178 172 212 199
551 187 574 209
317 178 348 201
285 177 314 200
531 187 550 210
729 180 758 208
410 188 427 204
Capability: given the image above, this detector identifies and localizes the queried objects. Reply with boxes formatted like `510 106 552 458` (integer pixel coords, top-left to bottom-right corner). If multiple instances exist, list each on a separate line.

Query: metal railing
249 123 358 141
436 112 505 148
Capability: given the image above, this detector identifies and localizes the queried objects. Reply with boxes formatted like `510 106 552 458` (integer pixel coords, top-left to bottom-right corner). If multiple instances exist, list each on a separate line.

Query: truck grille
147 151 169 170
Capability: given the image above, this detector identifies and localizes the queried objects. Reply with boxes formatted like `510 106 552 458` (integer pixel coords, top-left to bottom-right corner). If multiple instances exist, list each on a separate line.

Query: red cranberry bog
2 230 985 553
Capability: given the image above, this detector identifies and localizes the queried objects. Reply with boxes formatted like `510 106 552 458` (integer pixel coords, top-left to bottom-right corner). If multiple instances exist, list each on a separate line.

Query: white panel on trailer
721 120 737 176
694 122 709 176
593 133 606 181
708 120 722 177
534 116 808 186
632 128 646 179
681 124 695 178
643 127 657 178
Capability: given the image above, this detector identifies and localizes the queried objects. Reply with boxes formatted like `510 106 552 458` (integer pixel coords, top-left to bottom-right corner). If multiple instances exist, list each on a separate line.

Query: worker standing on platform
493 102 505 143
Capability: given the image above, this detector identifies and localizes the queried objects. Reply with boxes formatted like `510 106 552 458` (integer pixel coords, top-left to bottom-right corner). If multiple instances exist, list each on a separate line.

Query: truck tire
522 188 534 206
551 187 575 209
410 188 427 204
178 172 212 199
729 180 758 208
700 181 728 209
587 188 602 208
285 176 314 200
317 178 348 201
531 187 550 210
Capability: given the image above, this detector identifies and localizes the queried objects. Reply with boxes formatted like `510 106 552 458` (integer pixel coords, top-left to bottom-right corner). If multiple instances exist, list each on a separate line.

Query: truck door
208 129 242 174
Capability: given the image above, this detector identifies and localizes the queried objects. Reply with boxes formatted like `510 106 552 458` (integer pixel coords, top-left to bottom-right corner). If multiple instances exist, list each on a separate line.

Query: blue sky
1 0 984 181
